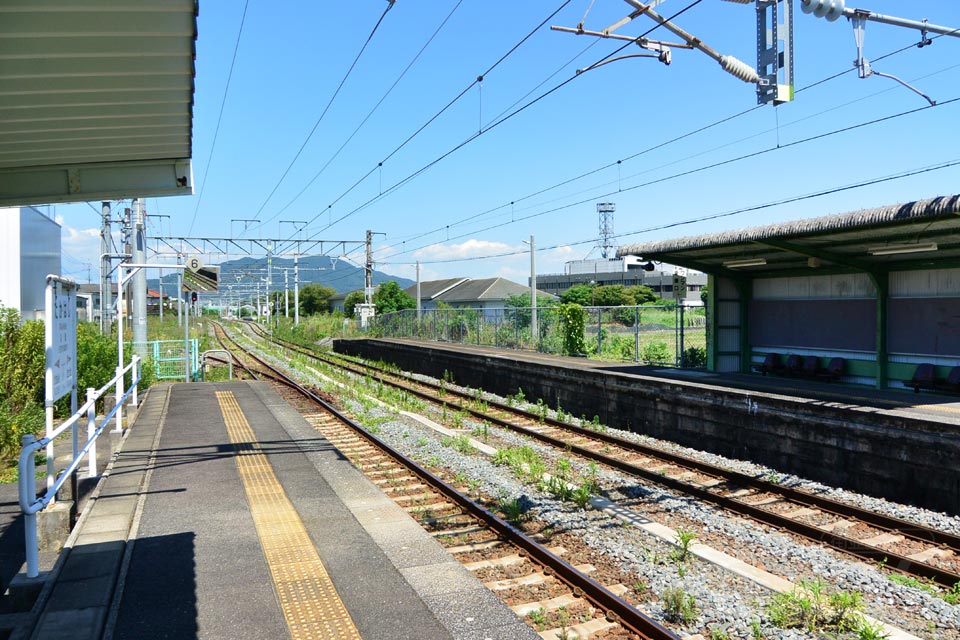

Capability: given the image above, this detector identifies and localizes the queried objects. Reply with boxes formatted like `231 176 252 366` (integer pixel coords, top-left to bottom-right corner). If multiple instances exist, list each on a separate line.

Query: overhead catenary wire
300 0 709 243
250 1 396 228
402 158 960 265
180 4 958 283
188 0 251 237
263 0 467 224
377 96 959 263
376 34 958 257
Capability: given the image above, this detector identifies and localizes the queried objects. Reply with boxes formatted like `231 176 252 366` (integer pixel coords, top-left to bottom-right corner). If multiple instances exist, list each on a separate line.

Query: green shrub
682 346 707 368
557 303 586 356
641 341 670 364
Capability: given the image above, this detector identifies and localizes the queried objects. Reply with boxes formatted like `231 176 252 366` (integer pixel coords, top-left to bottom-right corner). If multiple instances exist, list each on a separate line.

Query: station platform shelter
618 194 960 389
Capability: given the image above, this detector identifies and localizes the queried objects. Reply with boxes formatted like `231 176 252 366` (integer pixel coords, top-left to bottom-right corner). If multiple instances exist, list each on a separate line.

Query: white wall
0 208 19 310
753 273 875 300
0 207 61 318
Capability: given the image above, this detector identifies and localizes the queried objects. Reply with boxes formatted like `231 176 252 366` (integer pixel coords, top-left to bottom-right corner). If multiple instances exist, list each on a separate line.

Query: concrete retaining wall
335 339 960 515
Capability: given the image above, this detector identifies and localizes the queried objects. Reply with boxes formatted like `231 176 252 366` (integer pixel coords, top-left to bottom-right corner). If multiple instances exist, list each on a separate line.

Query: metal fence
129 339 199 380
369 305 707 366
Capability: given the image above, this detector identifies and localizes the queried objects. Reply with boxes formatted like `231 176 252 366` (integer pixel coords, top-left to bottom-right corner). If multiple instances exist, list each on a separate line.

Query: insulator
800 0 845 22
719 55 760 83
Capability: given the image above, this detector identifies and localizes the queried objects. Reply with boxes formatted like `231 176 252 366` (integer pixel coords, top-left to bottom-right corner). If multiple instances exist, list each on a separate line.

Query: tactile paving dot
216 391 361 640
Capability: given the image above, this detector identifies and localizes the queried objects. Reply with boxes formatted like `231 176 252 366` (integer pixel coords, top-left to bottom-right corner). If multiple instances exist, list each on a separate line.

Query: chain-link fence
369 305 706 366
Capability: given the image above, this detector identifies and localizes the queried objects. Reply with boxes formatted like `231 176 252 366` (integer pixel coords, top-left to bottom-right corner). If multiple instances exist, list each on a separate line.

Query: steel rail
249 325 960 589
215 322 680 640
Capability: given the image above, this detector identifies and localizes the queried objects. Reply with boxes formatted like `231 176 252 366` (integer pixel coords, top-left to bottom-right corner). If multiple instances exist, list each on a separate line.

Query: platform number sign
187 255 203 273
45 277 78 403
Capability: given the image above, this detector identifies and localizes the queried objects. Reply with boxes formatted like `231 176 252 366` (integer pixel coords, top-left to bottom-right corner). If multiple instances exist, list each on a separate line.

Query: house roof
617 195 960 276
403 278 468 300
411 277 555 303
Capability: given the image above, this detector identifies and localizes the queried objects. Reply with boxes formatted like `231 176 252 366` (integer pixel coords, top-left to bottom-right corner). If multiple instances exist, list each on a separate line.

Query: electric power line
262 0 467 224
375 40 959 257
287 0 579 239
250 1 396 227
403 158 960 265
379 96 958 263
187 0 251 236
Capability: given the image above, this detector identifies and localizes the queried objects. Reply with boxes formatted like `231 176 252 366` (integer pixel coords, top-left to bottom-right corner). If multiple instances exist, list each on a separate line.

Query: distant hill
147 255 412 296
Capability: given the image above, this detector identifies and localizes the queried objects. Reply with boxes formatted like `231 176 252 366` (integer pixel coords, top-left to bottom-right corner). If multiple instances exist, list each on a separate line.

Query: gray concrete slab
424 587 532 637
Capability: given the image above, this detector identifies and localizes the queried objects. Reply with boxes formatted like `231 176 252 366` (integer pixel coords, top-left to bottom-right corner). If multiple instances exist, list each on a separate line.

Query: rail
18 355 141 578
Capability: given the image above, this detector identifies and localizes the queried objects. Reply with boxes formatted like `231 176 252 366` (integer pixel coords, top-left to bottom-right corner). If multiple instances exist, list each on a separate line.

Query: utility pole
159 272 164 322
365 230 374 305
131 199 147 348
266 241 273 328
358 230 385 328
177 254 183 328
284 269 289 318
100 202 112 334
530 235 537 346
294 255 300 326
416 261 421 323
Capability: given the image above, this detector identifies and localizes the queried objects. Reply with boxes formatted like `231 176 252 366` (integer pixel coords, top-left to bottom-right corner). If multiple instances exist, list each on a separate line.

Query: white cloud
413 238 520 261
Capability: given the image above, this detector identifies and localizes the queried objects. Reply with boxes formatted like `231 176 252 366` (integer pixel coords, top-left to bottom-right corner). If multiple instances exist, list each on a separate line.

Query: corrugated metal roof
619 195 960 256
0 0 197 204
617 195 960 276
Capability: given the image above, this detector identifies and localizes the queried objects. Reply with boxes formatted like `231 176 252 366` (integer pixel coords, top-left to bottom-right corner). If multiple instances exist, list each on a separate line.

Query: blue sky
56 0 960 286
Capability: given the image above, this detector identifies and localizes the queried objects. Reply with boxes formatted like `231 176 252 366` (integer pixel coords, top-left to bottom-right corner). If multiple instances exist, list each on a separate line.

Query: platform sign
672 274 687 300
183 265 220 292
45 276 78 403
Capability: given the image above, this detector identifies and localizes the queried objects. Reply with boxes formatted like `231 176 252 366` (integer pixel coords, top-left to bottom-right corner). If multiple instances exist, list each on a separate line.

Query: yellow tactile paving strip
216 391 362 640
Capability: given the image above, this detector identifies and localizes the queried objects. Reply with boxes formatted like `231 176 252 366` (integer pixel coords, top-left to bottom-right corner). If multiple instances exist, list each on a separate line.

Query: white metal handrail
18 356 141 578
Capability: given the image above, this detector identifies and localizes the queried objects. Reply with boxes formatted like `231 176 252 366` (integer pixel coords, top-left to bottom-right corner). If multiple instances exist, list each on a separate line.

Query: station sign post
44 275 78 499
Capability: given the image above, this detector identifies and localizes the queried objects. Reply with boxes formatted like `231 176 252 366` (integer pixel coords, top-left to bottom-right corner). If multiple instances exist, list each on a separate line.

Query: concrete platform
18 381 538 640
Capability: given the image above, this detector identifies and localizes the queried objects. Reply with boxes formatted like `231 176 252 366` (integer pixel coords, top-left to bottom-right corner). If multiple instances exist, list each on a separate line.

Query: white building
0 206 61 319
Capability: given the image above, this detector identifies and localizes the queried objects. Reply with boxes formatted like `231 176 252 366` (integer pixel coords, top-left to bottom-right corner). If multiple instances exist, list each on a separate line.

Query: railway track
213 322 681 640
241 321 960 591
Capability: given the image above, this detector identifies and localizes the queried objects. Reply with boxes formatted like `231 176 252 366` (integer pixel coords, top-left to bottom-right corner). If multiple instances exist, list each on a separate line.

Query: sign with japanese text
46 277 78 403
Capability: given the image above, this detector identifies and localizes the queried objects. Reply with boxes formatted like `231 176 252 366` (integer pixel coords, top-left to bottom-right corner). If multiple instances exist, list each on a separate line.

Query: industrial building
0 206 61 319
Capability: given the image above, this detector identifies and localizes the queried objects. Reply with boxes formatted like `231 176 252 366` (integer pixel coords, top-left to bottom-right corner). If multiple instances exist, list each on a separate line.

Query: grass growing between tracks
886 571 960 606
764 577 891 639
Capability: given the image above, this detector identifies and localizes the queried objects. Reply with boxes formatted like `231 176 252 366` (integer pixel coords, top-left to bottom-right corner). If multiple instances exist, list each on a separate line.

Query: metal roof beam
0 157 192 206
753 238 872 271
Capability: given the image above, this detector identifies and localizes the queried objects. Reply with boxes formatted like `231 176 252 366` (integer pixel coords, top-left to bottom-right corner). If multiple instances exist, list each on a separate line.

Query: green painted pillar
872 272 889 389
736 278 752 374
706 274 717 371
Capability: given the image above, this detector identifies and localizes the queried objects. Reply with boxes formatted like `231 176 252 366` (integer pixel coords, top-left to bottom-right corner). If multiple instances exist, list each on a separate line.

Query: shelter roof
617 195 960 276
0 0 198 205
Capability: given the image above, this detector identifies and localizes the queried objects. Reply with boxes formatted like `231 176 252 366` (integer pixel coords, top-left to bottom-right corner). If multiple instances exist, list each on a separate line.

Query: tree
373 281 416 314
343 290 365 319
504 292 532 326
298 284 336 315
592 285 633 307
560 284 594 306
624 285 659 305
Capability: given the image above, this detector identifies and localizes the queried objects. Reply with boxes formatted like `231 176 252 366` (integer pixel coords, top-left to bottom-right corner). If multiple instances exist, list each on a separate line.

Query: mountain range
147 255 413 297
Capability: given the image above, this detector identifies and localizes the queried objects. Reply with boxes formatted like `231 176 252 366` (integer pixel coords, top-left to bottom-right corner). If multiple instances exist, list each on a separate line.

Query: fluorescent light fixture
867 242 938 256
722 257 767 268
